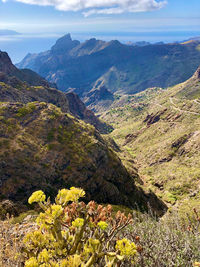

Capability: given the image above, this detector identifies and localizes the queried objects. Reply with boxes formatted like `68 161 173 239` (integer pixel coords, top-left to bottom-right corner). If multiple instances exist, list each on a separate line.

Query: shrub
22 187 137 266
16 103 36 117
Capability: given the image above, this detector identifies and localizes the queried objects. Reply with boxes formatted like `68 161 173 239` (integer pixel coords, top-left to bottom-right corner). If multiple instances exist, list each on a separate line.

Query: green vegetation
1 191 200 266
101 68 200 216
17 103 36 117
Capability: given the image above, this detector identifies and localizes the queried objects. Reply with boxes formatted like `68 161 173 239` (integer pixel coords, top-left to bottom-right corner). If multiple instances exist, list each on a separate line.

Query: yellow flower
83 238 100 255
115 238 137 257
194 263 200 267
51 204 63 219
97 221 108 230
25 257 39 267
72 218 84 228
70 187 85 199
56 187 85 205
56 189 70 205
38 249 49 263
28 190 46 204
60 255 82 267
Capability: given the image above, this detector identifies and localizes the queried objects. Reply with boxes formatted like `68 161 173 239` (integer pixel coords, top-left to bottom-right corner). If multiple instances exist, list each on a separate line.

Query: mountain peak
61 33 72 41
51 33 80 54
0 51 17 75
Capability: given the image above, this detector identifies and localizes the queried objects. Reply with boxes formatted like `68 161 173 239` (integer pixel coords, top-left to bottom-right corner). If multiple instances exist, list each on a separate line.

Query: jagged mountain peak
61 33 72 41
51 33 80 54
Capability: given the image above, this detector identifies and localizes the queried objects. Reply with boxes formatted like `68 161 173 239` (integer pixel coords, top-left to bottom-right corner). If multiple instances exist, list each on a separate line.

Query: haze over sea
1 30 200 64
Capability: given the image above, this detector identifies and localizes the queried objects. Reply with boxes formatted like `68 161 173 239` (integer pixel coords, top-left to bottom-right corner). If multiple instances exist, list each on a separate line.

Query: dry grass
0 218 23 267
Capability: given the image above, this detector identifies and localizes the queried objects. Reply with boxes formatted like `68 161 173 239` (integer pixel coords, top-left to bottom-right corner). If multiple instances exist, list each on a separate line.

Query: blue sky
0 0 200 34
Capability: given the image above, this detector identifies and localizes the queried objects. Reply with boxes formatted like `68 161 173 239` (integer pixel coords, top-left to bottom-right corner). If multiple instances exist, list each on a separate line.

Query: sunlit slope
101 66 200 215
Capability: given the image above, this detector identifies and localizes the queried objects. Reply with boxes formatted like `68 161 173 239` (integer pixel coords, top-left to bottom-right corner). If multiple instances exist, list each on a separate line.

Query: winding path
169 97 200 116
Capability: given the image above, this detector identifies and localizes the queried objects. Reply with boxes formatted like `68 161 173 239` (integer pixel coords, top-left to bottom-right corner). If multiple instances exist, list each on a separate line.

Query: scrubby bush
125 209 200 266
17 103 36 117
1 189 200 266
22 187 137 266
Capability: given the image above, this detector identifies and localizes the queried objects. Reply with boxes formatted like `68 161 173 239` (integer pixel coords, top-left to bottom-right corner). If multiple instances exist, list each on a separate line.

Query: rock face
17 34 200 100
0 51 111 133
65 92 113 132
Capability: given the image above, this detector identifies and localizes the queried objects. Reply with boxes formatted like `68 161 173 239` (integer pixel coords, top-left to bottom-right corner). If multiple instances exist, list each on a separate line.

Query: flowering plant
23 187 137 266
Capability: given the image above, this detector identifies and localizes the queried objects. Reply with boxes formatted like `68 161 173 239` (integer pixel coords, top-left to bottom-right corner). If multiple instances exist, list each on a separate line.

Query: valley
1 0 200 265
0 51 167 218
101 67 200 216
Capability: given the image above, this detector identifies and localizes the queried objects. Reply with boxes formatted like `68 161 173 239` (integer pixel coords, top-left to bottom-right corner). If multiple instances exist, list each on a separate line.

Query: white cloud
12 0 167 16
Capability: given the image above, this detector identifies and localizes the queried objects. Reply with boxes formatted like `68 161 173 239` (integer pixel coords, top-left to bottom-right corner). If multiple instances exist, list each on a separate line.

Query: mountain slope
0 51 53 87
0 51 167 215
101 66 200 216
17 34 200 100
0 102 136 207
0 51 111 133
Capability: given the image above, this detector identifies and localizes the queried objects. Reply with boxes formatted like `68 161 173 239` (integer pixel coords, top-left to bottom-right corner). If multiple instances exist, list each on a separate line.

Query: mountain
17 34 200 103
0 51 167 215
101 66 200 217
126 41 151 46
0 29 20 36
0 51 111 133
83 81 114 113
51 33 80 54
175 66 200 99
181 36 200 43
0 51 53 87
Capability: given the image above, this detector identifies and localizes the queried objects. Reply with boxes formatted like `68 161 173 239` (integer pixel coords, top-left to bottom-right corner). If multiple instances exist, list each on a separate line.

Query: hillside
0 51 54 87
0 102 136 207
101 66 200 216
0 51 167 216
17 34 200 104
0 51 112 133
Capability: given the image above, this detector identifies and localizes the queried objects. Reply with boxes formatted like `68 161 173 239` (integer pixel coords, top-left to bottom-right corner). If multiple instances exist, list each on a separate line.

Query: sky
0 0 200 62
0 0 200 34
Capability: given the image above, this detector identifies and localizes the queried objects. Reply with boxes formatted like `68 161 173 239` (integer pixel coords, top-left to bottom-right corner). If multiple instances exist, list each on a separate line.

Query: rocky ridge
0 51 111 133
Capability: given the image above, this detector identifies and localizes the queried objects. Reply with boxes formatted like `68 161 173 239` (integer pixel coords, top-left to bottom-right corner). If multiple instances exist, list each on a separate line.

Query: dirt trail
169 97 200 115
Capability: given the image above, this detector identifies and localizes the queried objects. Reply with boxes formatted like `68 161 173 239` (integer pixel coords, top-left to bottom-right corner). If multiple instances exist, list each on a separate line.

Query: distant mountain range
0 29 20 36
17 33 200 109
